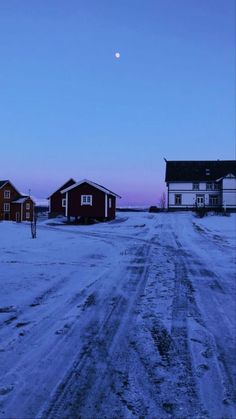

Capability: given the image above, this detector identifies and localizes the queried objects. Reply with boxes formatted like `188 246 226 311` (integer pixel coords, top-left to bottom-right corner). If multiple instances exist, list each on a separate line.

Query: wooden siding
67 183 116 219
0 182 20 221
49 179 75 217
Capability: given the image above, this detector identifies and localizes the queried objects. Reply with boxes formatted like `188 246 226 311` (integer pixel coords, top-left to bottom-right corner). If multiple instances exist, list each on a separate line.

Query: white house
165 160 236 211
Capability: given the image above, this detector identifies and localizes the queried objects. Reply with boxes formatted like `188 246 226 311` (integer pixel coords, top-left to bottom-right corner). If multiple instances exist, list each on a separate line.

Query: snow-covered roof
0 180 21 195
47 178 76 198
12 196 35 204
0 180 8 189
61 179 121 198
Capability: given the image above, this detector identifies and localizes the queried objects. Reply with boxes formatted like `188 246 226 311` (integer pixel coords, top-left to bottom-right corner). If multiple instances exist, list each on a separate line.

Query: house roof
61 179 121 198
0 180 9 189
0 179 21 195
165 160 236 182
12 196 35 204
47 178 76 198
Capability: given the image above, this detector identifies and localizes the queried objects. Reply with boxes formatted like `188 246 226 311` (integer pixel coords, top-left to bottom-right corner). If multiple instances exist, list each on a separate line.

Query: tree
159 192 166 210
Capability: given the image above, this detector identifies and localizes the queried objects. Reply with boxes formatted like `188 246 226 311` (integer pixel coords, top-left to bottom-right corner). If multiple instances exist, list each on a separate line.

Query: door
196 195 205 207
16 212 20 222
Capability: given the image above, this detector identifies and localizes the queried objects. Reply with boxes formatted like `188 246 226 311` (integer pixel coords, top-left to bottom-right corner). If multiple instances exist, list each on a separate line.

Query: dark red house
48 178 76 218
60 179 121 222
0 180 34 222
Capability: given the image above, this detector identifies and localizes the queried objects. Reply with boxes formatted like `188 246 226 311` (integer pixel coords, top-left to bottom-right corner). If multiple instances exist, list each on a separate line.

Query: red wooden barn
60 179 121 222
48 178 76 218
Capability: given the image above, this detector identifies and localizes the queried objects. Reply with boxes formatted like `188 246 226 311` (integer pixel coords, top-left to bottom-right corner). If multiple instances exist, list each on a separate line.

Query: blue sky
0 0 235 205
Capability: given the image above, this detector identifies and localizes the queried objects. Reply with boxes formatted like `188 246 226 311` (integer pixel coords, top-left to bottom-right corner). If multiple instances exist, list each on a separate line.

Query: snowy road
0 212 235 418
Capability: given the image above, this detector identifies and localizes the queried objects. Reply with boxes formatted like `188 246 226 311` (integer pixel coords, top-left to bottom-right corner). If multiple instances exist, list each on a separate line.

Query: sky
0 0 235 205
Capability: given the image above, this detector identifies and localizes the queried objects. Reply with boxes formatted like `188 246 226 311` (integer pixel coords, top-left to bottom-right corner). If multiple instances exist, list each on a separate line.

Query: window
81 195 93 206
193 183 199 190
62 198 66 207
196 195 204 207
175 194 182 205
26 203 30 210
209 195 219 206
205 169 210 176
4 190 10 199
206 182 219 191
4 203 10 212
109 198 112 208
26 212 30 219
206 182 214 191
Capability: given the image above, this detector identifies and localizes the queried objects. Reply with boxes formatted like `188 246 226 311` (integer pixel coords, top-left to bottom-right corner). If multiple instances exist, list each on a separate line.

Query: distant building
0 180 35 221
165 160 236 211
48 178 76 218
60 179 121 221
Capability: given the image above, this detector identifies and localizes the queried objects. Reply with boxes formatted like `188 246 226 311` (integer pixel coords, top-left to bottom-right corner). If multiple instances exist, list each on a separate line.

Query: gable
48 178 76 198
61 179 121 198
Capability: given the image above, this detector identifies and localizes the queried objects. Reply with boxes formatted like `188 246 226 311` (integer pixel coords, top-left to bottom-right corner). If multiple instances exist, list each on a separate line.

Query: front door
196 195 205 207
16 212 20 222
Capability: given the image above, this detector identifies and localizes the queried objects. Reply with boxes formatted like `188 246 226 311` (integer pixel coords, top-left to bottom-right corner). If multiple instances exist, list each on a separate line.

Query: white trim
26 212 30 219
61 179 121 198
0 180 21 195
81 195 93 206
21 203 23 221
3 203 10 212
109 198 112 208
65 192 68 217
48 198 51 213
47 178 76 198
105 194 108 217
62 198 66 207
4 190 11 199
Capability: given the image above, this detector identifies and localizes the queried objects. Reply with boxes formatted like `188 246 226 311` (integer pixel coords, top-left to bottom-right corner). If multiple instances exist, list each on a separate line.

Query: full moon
115 52 120 59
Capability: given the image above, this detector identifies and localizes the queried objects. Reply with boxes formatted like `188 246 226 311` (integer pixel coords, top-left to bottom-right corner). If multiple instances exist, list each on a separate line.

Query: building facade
0 180 34 221
60 179 121 221
48 178 76 218
165 160 236 211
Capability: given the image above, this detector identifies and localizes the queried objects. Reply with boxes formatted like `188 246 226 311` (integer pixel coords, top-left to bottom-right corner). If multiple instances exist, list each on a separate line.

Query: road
0 212 235 418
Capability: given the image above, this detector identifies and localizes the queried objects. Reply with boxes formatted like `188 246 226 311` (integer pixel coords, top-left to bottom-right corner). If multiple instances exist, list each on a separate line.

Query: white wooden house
165 160 236 211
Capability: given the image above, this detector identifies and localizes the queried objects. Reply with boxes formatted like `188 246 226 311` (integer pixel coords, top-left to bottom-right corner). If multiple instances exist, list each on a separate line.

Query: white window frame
26 212 30 219
62 198 66 207
26 203 30 210
4 190 10 199
4 203 10 212
81 195 93 206
192 183 199 191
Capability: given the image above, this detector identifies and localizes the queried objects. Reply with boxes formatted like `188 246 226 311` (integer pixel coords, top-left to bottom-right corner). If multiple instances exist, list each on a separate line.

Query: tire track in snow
40 242 153 419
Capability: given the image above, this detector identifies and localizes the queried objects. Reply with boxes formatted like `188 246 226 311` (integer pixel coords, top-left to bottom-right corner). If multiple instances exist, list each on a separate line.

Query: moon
115 52 121 59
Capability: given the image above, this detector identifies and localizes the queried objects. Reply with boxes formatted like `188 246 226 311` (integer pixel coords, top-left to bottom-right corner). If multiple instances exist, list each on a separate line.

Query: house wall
222 178 236 209
11 198 34 222
67 183 117 219
68 183 105 218
168 182 222 209
0 182 21 220
49 179 75 217
49 192 66 217
107 195 116 219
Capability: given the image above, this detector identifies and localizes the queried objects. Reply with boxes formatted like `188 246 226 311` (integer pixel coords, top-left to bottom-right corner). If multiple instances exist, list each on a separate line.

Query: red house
60 179 121 222
0 180 34 222
48 178 76 218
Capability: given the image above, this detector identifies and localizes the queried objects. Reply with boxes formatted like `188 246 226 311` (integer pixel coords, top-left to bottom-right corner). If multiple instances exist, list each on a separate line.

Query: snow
0 212 235 418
